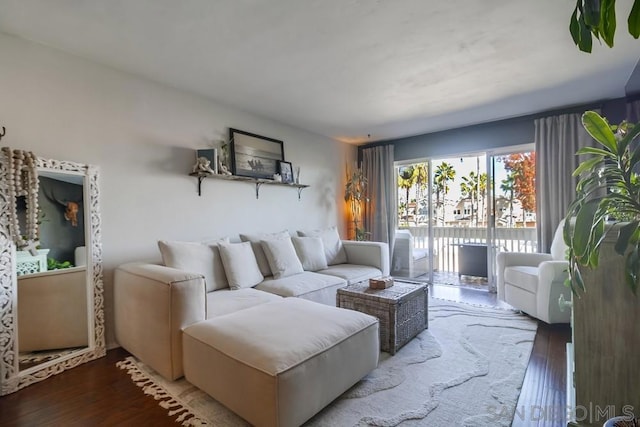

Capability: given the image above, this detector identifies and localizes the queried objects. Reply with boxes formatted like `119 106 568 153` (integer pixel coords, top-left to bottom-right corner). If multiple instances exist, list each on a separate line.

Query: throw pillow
157 240 229 292
218 241 264 290
291 236 328 271
297 226 347 265
260 237 304 279
239 230 290 276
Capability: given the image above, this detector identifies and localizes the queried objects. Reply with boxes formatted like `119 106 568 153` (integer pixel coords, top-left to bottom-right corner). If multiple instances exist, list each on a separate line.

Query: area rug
117 298 537 426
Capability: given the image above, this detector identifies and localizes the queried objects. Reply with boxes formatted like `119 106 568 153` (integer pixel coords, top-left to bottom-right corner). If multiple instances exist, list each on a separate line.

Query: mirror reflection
16 170 89 371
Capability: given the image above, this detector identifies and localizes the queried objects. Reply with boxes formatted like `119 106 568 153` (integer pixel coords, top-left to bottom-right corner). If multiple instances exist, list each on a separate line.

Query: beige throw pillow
291 236 328 271
297 226 347 265
158 240 230 292
218 241 264 290
239 230 290 276
260 237 304 279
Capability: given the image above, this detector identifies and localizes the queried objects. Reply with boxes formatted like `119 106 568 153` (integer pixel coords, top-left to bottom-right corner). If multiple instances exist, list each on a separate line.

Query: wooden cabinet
568 230 640 426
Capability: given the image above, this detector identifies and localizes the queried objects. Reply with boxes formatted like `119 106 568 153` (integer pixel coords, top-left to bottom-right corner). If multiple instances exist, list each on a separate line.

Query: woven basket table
337 281 428 355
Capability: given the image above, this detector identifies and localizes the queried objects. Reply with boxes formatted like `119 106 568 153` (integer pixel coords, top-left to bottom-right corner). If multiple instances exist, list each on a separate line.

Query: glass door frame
486 143 535 292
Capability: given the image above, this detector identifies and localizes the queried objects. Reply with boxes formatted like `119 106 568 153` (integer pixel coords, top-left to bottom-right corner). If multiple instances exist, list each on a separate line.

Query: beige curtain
534 111 598 252
362 145 396 256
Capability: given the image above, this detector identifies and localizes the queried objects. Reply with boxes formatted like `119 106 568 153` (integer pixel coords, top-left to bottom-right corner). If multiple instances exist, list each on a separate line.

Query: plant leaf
571 5 582 44
578 11 594 52
584 0 602 27
615 221 640 255
575 146 615 157
582 111 617 152
600 0 617 47
618 121 640 154
629 0 640 38
625 244 640 294
573 199 601 258
573 156 604 176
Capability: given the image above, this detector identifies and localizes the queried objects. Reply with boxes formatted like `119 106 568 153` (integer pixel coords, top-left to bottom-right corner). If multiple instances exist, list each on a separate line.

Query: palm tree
478 172 488 225
500 174 515 227
434 162 456 225
460 172 479 226
398 166 417 225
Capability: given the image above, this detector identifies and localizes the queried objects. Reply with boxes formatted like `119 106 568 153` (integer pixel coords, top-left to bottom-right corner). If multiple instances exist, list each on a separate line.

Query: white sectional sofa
114 227 389 381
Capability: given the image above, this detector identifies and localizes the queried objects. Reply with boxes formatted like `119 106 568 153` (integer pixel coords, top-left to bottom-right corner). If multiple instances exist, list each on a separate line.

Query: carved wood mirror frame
0 154 105 395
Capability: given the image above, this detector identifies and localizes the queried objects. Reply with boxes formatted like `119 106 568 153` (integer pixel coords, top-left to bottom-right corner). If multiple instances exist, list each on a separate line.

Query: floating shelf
189 172 309 200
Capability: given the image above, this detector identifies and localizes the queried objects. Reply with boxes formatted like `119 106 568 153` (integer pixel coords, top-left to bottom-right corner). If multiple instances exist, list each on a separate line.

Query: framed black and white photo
195 148 218 174
229 128 284 179
278 161 294 183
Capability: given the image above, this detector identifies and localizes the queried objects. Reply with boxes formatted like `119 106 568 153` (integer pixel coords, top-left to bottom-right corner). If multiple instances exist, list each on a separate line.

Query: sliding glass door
394 144 537 292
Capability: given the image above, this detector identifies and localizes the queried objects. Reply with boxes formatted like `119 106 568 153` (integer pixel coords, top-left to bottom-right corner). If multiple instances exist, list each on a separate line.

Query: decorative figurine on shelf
273 173 282 182
294 166 300 184
217 156 232 175
192 156 215 175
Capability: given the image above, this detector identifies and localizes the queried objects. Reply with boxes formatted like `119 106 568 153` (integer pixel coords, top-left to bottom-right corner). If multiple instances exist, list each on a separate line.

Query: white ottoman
183 298 379 427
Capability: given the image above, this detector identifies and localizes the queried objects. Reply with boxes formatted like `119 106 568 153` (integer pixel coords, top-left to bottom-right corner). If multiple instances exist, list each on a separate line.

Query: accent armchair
496 221 571 324
392 229 437 278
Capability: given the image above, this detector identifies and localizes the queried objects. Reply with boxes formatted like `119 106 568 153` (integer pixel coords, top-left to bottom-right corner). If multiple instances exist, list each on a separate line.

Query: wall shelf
189 172 309 199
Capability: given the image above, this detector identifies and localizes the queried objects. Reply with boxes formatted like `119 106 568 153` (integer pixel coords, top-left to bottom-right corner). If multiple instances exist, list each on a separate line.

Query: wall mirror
0 152 105 395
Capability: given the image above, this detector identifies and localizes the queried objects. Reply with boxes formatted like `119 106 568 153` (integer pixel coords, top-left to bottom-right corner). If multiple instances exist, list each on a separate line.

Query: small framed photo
194 148 218 174
278 161 294 183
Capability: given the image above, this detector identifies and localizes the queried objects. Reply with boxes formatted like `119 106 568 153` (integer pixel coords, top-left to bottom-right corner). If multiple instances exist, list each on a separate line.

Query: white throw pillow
218 241 264 290
291 236 328 271
239 230 290 276
297 226 347 265
260 237 304 279
158 240 229 292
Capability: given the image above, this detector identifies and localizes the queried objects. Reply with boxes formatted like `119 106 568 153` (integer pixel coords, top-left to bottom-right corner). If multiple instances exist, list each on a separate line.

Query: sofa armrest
342 240 390 276
114 262 206 380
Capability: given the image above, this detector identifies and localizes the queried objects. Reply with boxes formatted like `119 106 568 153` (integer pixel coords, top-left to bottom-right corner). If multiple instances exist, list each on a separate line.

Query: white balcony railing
401 226 537 273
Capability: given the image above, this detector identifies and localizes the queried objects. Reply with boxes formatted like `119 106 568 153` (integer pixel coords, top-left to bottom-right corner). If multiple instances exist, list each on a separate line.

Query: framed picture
229 128 284 179
195 148 218 174
278 161 294 183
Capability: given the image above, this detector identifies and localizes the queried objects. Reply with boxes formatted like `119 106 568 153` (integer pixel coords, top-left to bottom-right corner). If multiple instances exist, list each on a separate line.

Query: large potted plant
564 110 640 294
344 163 368 241
563 110 640 426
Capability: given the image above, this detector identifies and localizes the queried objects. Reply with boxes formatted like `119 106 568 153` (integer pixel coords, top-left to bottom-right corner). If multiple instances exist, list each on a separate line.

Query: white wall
0 33 356 347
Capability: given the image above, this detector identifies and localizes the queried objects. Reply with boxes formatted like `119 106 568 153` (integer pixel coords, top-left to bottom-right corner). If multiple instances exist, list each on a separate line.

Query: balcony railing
401 226 537 273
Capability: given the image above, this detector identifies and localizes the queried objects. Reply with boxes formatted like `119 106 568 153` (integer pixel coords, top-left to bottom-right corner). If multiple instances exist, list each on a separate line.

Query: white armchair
496 221 571 324
392 230 436 278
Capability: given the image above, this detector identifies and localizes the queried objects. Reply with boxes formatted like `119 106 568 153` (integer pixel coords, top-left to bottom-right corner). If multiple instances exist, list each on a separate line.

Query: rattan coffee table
337 281 428 355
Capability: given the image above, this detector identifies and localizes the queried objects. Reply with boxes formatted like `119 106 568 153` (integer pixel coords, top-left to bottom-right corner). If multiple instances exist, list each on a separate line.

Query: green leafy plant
47 258 74 270
570 0 640 52
345 163 369 241
564 110 640 294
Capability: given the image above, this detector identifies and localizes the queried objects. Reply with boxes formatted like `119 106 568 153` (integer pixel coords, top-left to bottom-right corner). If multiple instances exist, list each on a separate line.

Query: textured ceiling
1 0 640 143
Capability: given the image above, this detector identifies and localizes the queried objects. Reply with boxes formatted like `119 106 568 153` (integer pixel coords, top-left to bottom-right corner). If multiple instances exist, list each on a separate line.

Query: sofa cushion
261 237 304 279
158 240 229 292
240 230 290 276
291 236 328 271
218 241 264 290
297 226 347 265
318 264 382 285
256 271 345 302
504 265 539 294
206 288 282 318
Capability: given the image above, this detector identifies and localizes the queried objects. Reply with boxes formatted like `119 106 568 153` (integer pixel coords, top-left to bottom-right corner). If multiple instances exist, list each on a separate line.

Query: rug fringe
117 357 210 426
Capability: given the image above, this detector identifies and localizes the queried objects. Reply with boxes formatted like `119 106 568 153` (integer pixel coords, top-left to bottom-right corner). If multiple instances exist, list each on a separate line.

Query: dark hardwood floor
0 285 572 426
